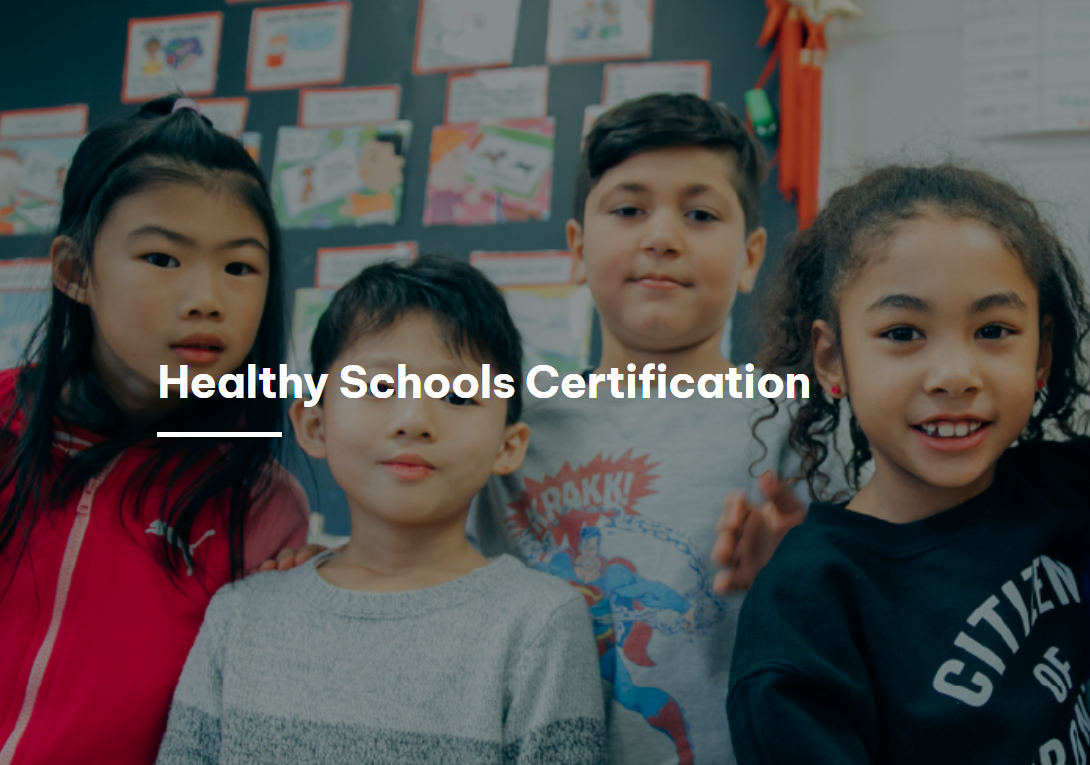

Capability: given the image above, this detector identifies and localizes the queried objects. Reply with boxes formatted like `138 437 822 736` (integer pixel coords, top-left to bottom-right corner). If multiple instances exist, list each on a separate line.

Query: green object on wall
745 88 778 137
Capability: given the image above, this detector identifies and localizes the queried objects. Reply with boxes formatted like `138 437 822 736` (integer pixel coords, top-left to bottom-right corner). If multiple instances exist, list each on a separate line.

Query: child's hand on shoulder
256 544 328 573
712 472 806 593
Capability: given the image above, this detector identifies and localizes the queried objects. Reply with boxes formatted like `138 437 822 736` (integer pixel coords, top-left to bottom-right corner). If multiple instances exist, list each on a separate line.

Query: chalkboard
0 0 798 534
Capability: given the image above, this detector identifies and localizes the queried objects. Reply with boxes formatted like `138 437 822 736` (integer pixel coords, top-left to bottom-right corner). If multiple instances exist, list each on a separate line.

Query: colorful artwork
546 0 654 64
247 2 351 91
271 122 411 229
470 251 592 375
195 98 249 137
414 0 522 74
241 132 262 164
290 288 335 375
123 13 222 102
0 260 52 371
424 119 554 226
0 137 82 236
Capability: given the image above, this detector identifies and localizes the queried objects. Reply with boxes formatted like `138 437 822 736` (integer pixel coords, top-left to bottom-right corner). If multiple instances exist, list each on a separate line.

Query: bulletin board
0 0 798 534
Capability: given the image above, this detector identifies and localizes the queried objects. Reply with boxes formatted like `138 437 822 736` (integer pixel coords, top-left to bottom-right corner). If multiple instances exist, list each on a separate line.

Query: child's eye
612 206 643 218
687 209 720 223
373 381 395 395
977 324 1012 340
225 262 256 276
144 253 179 268
444 391 476 407
881 326 923 342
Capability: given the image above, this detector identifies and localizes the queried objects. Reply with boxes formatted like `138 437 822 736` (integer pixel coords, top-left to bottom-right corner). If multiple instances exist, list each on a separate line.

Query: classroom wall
0 0 799 534
821 0 1090 268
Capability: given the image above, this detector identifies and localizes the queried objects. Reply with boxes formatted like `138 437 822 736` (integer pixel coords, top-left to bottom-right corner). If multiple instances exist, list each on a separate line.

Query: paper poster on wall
0 106 88 140
195 98 249 137
469 251 592 375
582 104 609 139
0 137 83 236
602 60 710 105
315 242 417 288
545 0 653 64
964 0 1090 136
298 86 401 128
241 132 262 164
247 2 351 91
0 259 51 371
424 118 554 226
413 0 522 74
122 12 223 103
445 67 549 125
290 288 335 374
271 122 411 229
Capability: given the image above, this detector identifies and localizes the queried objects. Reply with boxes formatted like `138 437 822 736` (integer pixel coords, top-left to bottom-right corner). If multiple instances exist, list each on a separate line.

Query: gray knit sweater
155 552 606 764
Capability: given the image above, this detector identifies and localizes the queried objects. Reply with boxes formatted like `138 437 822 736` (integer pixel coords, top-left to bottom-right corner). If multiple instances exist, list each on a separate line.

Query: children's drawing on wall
0 290 49 370
414 0 522 73
424 119 554 226
271 122 411 229
0 261 51 369
470 251 591 374
123 12 222 103
546 0 653 63
290 288 335 374
247 1 351 90
241 133 262 164
0 138 82 236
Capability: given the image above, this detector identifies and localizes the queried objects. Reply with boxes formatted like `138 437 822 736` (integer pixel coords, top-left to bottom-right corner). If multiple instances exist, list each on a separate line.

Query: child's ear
289 398 328 460
1037 315 1054 387
566 219 587 285
51 236 88 304
737 227 768 294
812 319 847 399
492 421 530 476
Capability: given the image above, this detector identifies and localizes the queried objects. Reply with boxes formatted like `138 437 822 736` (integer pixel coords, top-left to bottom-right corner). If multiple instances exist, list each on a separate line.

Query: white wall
821 0 1090 268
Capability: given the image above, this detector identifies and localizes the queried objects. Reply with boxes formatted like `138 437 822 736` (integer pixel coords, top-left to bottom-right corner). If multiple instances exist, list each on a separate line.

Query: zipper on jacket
0 462 116 764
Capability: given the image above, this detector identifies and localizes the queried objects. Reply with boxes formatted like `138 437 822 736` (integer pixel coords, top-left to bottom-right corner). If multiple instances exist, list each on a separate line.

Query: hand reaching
256 543 328 573
711 472 807 593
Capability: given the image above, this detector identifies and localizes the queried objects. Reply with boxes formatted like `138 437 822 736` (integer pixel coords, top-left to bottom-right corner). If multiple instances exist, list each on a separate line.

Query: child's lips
382 454 435 480
171 345 224 365
911 420 991 452
633 275 686 290
171 333 225 365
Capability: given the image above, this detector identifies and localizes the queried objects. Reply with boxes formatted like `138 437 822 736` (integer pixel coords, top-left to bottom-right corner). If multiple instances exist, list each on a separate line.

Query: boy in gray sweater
156 256 606 765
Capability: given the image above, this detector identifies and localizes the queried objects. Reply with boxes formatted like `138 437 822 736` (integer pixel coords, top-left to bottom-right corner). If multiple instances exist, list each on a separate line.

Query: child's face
291 312 528 530
814 212 1049 499
53 182 270 410
567 146 766 354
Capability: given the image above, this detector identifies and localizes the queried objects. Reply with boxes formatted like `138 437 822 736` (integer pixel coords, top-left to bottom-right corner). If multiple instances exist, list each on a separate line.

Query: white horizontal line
156 432 283 438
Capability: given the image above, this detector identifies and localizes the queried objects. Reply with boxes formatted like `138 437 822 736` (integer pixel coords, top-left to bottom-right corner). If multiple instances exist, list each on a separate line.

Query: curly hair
754 164 1090 501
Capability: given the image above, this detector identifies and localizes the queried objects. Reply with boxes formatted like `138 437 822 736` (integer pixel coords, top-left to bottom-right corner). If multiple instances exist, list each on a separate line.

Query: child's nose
389 398 437 440
924 342 983 396
180 264 224 319
640 210 684 257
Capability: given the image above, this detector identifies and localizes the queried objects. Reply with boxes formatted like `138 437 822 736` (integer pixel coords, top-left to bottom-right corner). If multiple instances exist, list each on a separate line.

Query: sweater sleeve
503 594 607 765
155 591 232 764
728 666 874 765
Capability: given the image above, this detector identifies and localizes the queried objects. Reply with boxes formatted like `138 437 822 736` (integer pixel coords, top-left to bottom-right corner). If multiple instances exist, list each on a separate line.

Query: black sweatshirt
728 441 1090 765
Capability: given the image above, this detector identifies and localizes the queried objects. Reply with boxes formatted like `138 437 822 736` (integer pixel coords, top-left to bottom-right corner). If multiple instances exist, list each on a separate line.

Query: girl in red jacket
0 96 308 765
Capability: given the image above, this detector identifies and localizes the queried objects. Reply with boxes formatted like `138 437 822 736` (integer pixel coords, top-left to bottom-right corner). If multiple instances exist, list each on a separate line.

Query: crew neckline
296 551 524 618
805 469 1010 555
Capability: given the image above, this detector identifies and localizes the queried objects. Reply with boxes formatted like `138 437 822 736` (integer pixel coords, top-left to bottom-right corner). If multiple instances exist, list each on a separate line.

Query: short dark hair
311 255 524 423
574 93 767 232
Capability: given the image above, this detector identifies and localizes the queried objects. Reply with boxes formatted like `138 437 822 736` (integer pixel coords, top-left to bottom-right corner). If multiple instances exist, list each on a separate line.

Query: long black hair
754 163 1090 501
0 95 290 582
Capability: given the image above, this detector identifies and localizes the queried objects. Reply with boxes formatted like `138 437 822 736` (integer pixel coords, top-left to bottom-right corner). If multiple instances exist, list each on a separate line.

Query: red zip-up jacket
0 369 309 764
